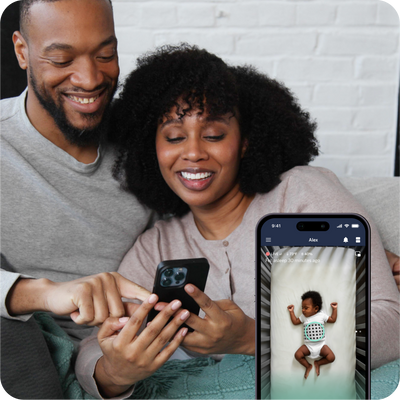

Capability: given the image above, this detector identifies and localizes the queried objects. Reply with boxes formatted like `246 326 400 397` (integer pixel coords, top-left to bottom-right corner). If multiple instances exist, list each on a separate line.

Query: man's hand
179 284 255 356
95 294 190 398
6 272 151 326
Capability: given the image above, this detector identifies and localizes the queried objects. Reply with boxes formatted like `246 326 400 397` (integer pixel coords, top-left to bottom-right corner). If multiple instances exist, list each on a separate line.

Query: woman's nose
181 137 209 162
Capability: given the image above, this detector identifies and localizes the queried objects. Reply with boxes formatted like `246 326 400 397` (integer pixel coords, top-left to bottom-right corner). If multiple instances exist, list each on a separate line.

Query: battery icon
351 224 359 228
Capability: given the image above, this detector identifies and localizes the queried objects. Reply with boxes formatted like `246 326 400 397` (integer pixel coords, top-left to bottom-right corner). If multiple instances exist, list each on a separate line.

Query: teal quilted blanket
35 312 399 399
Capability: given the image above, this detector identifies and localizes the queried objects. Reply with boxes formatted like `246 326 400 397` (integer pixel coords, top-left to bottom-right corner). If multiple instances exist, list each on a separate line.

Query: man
1 0 154 397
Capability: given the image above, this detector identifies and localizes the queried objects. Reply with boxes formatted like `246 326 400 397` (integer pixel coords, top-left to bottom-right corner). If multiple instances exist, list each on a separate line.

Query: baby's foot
314 361 320 376
304 364 312 379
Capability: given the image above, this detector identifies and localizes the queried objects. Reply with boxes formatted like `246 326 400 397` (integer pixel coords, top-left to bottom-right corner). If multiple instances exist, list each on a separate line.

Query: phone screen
256 214 370 400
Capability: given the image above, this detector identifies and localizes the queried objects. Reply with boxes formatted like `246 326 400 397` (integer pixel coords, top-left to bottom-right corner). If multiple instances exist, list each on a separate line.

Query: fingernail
181 328 188 337
148 294 157 304
180 310 190 320
119 317 129 323
171 300 182 311
186 285 194 293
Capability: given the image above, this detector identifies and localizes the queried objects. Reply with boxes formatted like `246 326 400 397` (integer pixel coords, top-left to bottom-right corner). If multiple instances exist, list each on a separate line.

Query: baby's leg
314 345 335 376
294 345 312 379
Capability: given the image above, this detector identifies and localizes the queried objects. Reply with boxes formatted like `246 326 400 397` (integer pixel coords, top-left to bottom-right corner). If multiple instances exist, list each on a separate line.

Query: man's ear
13 31 29 70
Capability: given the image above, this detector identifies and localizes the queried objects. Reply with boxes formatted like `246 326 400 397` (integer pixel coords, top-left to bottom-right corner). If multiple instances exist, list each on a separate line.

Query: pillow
339 177 400 255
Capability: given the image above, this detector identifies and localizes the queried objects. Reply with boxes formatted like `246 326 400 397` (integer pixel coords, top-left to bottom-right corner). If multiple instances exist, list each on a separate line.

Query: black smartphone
256 214 371 400
147 258 210 330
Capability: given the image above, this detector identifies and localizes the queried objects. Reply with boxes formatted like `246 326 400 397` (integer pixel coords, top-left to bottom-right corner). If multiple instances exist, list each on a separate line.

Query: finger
184 284 222 319
153 328 189 368
147 309 190 358
70 285 95 325
135 299 183 349
89 282 113 325
114 273 151 302
98 317 128 343
123 301 141 317
182 312 205 333
154 302 168 311
101 274 126 318
114 294 158 347
73 279 112 325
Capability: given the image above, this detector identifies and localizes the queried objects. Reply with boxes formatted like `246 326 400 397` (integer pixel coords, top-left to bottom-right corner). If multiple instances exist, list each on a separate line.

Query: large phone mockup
256 214 370 400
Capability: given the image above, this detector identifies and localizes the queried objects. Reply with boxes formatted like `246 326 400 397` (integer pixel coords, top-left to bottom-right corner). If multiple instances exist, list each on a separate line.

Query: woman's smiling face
155 105 247 211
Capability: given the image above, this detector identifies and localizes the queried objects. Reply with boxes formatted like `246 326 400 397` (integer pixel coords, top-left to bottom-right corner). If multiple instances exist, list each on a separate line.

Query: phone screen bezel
255 213 371 400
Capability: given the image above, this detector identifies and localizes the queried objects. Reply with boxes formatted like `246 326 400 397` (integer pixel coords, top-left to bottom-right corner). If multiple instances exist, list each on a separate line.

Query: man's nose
70 57 104 91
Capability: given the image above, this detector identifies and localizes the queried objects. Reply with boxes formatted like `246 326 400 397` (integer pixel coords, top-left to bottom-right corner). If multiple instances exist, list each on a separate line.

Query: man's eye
50 60 71 66
98 55 116 62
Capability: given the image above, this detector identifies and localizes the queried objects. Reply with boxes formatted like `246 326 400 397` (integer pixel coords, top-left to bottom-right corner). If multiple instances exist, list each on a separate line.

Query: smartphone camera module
160 267 188 287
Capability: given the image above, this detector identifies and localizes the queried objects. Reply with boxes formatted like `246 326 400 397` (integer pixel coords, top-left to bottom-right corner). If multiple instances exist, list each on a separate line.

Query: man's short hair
19 0 113 38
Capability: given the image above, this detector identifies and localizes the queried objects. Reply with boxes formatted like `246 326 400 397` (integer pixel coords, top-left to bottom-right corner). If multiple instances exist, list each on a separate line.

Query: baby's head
301 291 322 317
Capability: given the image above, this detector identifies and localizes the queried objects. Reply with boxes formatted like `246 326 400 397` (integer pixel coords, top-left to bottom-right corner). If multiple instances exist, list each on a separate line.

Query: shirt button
223 240 229 247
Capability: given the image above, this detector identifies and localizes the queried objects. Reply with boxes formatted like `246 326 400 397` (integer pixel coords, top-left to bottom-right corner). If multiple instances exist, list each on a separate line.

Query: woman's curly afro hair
110 43 319 217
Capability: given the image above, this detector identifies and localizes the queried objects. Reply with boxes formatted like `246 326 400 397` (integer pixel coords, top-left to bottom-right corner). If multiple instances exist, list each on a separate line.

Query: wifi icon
344 224 350 228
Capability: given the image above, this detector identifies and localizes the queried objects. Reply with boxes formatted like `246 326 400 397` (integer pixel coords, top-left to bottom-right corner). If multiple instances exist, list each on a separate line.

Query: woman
76 44 399 398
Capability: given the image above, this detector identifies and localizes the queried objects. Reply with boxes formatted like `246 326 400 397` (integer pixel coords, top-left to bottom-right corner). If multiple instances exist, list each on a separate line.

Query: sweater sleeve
1 255 34 321
282 166 400 368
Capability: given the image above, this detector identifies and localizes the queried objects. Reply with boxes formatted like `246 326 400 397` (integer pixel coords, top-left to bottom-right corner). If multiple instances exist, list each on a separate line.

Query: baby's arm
287 305 301 325
327 302 338 323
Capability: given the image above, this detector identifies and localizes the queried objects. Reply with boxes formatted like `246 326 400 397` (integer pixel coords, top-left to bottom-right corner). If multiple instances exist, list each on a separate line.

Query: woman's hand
180 284 255 356
95 294 190 398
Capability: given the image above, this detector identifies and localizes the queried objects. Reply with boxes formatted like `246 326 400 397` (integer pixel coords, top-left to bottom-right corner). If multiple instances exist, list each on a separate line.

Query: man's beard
29 69 117 147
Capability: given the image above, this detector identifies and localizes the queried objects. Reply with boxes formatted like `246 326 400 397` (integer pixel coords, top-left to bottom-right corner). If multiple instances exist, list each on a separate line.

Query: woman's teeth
67 95 99 104
181 171 212 180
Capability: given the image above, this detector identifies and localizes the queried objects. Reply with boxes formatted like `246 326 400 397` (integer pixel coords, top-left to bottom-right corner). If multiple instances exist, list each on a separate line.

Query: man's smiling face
21 0 119 145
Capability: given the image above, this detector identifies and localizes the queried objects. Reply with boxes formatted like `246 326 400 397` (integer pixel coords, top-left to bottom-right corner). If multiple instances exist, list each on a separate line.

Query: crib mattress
270 246 357 399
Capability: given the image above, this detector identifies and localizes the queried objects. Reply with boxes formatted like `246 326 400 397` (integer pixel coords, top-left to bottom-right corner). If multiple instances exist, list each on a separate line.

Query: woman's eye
166 137 184 143
204 134 225 141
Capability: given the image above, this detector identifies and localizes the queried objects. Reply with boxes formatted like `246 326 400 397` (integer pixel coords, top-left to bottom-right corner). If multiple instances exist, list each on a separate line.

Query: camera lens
164 269 173 277
321 224 326 229
175 272 185 281
297 223 304 230
163 278 172 286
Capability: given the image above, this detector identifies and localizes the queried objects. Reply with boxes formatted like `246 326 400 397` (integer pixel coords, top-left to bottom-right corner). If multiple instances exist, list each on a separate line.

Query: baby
287 291 337 378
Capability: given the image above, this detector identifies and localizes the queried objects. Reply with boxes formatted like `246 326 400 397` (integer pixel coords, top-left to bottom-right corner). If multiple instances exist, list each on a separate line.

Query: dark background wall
1 1 27 99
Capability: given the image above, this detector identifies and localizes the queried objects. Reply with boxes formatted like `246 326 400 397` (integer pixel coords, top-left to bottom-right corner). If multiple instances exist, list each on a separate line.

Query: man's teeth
67 95 99 104
181 171 212 180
